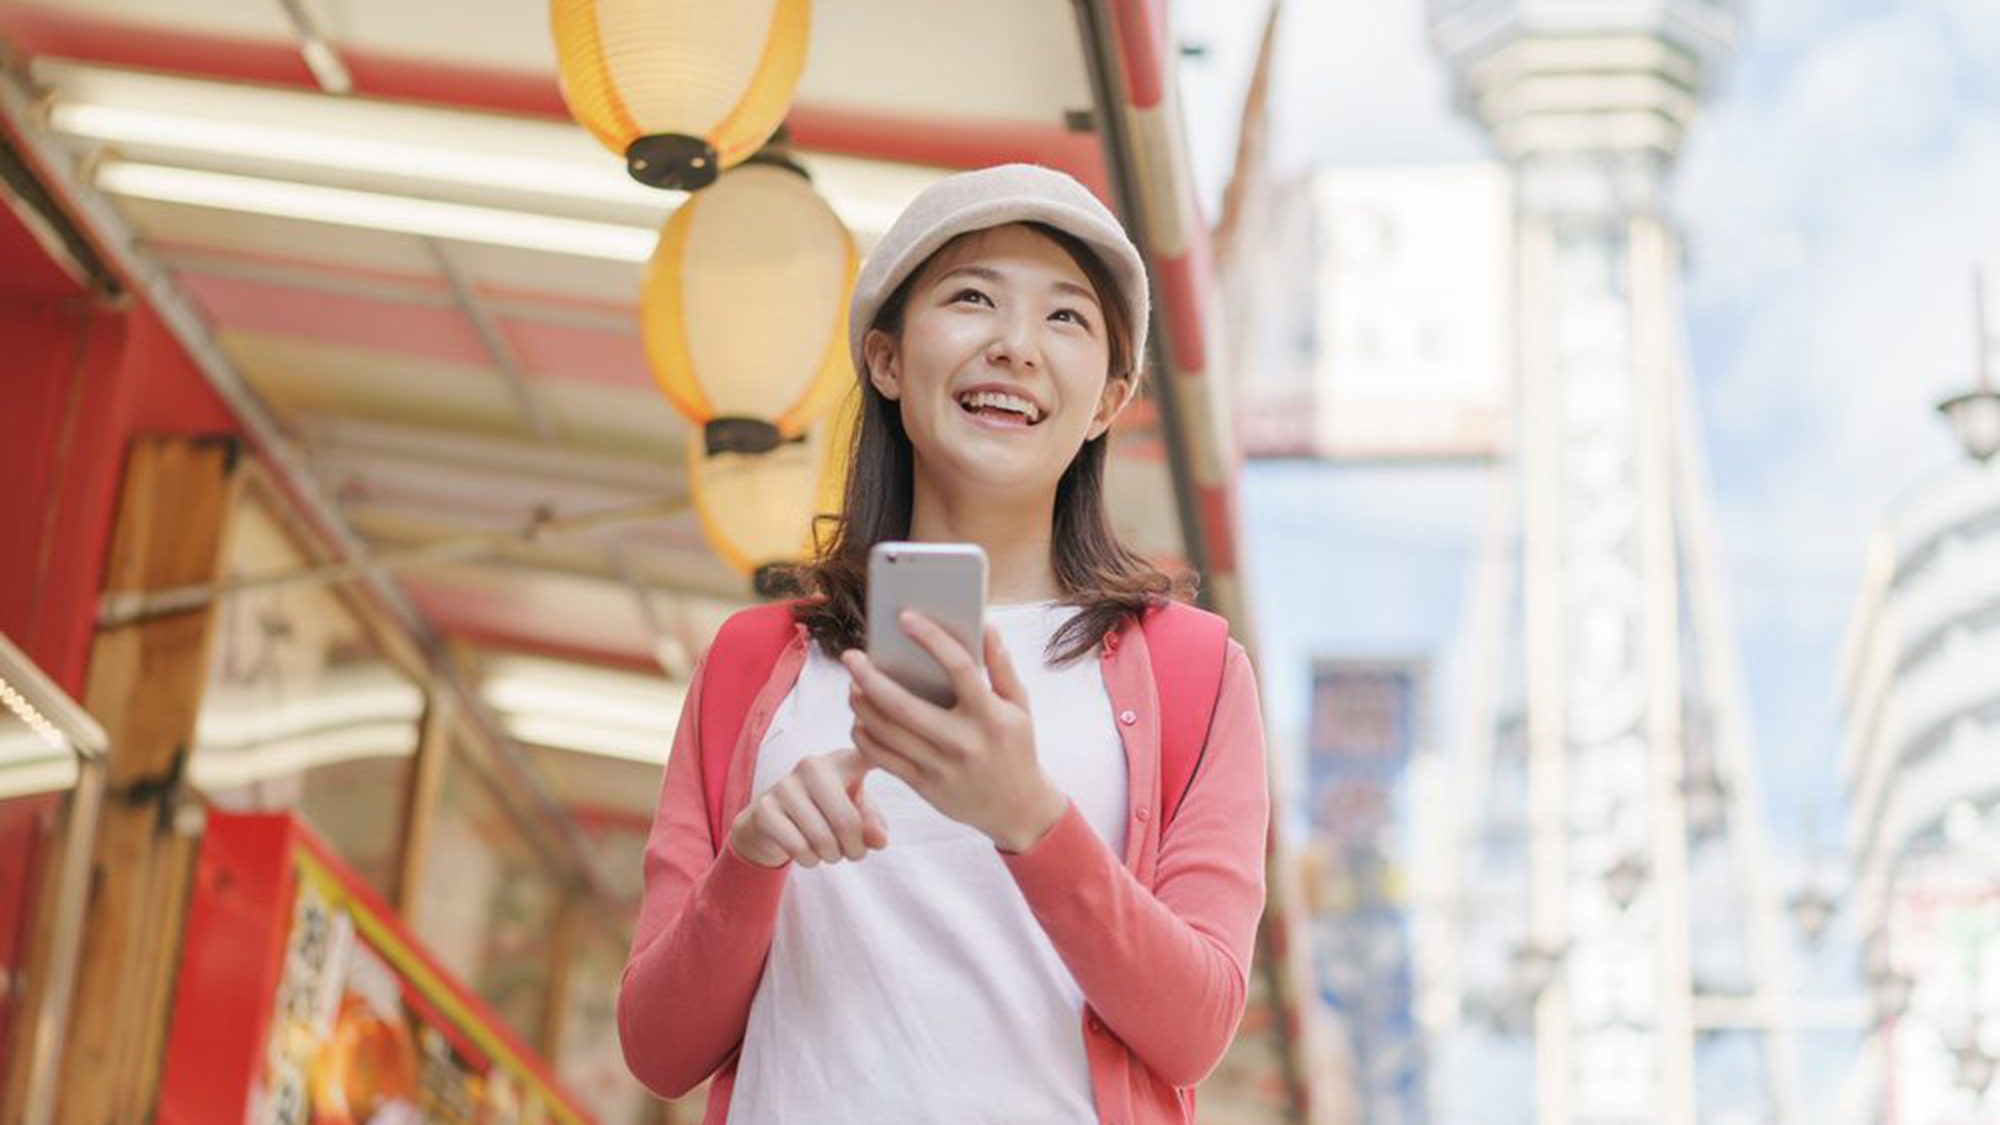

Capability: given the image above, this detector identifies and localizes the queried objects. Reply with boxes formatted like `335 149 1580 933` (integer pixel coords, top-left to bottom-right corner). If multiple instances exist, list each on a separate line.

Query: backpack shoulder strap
698 601 801 851
1138 601 1232 830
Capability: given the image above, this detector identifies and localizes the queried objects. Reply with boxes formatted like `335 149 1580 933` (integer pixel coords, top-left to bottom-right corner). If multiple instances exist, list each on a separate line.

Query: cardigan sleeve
1000 639 1270 1087
617 657 791 1099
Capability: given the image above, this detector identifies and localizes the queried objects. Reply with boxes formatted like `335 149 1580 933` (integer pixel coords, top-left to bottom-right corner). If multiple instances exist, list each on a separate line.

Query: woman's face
863 223 1131 504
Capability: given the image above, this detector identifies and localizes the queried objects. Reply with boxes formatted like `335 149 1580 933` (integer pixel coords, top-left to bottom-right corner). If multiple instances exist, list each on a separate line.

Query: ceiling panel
528 377 691 457
4 0 296 42
500 317 650 392
118 196 444 277
219 331 532 436
401 564 671 663
178 271 487 367
795 0 1094 124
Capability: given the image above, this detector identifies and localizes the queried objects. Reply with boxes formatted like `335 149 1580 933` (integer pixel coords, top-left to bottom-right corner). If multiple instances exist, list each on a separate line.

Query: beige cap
848 163 1149 383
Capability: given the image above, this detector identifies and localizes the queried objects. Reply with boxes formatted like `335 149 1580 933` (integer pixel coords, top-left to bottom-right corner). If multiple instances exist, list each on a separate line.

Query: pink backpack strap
698 601 801 851
1139 601 1232 829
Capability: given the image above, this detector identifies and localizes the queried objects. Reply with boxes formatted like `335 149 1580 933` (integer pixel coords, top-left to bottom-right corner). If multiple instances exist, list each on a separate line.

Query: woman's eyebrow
933 265 1101 307
934 264 1003 287
1050 279 1101 307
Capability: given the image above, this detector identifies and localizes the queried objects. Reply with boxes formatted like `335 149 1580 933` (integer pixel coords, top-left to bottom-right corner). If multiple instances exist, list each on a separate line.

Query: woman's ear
862 327 901 402
1086 374 1135 442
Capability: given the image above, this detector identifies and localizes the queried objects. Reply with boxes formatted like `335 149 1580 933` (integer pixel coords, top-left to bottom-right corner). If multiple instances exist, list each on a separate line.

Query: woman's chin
930 454 1056 501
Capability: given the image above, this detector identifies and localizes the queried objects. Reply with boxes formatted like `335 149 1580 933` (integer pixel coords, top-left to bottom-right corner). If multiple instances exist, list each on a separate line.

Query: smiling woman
792 167 1179 670
617 165 1269 1125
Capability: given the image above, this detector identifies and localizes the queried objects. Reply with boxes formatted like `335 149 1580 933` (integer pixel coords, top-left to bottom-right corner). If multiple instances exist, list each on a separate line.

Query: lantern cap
850 163 1149 384
626 133 720 191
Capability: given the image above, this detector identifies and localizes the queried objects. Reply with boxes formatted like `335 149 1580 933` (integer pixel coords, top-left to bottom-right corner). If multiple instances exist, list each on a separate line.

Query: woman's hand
728 749 889 869
840 610 1069 852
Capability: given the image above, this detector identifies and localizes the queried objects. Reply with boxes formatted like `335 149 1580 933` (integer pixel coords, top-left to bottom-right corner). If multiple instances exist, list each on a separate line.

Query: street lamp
1786 885 1837 948
1604 854 1648 911
1683 757 1729 841
1953 1034 1998 1097
1937 267 2000 463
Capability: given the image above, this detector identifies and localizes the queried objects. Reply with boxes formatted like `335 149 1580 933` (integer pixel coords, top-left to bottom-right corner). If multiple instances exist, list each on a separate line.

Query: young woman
618 164 1269 1124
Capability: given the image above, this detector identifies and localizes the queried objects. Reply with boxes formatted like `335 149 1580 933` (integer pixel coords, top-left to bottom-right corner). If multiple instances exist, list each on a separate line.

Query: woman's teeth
956 390 1041 424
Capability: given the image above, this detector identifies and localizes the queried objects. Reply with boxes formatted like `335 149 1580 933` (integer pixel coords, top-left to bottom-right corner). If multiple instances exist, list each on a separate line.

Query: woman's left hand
840 611 1069 852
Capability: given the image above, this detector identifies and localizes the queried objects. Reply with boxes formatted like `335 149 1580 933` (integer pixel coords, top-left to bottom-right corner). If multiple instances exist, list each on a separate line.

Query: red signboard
158 813 600 1125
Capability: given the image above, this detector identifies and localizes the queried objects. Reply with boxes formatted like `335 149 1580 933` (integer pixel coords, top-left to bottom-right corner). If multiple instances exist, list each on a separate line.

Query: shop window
193 488 422 901
408 725 566 1048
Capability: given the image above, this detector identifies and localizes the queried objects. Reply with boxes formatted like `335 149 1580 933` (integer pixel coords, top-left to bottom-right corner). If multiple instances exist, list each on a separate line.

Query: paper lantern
642 159 855 456
551 0 810 189
690 383 859 594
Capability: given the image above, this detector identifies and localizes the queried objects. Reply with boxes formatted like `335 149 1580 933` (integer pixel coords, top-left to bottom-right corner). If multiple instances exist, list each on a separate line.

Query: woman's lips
957 403 1041 431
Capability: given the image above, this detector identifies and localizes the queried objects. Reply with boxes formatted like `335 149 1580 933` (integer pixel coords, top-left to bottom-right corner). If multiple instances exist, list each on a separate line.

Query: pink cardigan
617 611 1270 1124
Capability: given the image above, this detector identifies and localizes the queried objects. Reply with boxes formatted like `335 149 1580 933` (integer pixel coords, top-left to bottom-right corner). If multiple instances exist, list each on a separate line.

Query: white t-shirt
728 600 1129 1124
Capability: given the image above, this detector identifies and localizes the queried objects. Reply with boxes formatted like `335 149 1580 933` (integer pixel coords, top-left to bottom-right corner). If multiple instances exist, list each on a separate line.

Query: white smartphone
866 541 988 708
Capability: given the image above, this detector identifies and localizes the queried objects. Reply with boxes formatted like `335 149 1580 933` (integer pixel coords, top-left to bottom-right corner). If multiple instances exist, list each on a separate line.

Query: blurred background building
1837 311 2000 1123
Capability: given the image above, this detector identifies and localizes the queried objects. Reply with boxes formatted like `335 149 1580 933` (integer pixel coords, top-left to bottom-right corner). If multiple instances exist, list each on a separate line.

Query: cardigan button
1118 709 1137 725
1135 807 1150 822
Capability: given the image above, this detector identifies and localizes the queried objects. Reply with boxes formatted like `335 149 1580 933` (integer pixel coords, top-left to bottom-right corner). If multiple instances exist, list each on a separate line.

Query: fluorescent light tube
97 161 658 262
55 102 675 210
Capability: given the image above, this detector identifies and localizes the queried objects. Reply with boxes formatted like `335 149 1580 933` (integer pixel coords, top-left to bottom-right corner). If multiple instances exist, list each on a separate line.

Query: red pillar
0 197 239 696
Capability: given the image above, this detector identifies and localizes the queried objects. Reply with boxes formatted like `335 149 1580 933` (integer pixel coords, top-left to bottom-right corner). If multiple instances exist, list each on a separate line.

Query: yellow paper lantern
690 383 859 594
550 0 811 189
642 159 855 454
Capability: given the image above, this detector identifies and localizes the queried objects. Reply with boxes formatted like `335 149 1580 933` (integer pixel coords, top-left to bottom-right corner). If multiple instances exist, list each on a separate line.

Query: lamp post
1937 268 2000 463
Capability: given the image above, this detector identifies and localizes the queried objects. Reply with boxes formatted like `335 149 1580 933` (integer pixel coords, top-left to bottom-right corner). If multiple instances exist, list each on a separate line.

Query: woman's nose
985 313 1042 369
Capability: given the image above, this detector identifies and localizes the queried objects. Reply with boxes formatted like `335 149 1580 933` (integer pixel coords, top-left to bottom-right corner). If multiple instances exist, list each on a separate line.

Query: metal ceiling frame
425 237 557 440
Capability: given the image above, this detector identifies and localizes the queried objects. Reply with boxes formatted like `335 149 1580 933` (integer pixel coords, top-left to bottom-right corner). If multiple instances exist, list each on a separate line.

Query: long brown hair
776 221 1196 665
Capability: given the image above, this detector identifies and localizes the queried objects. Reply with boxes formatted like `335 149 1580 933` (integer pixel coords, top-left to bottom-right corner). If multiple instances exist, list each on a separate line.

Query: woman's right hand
728 749 889 869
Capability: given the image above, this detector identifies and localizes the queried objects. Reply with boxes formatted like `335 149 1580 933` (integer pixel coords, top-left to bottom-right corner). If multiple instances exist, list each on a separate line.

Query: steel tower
1421 3 1802 1122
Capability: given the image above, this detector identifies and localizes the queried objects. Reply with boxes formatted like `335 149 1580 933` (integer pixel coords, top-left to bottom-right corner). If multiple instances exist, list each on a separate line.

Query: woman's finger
775 777 843 864
857 788 889 850
842 649 959 748
984 627 1031 710
896 610 989 710
751 798 817 868
824 748 887 848
852 689 961 767
800 756 868 861
854 721 931 793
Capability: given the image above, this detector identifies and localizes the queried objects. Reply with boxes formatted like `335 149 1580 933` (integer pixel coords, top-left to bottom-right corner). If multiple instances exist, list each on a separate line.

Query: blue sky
1173 0 2000 858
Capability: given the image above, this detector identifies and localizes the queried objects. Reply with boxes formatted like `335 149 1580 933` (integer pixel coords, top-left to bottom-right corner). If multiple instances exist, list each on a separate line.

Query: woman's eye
1051 308 1092 329
952 288 992 306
